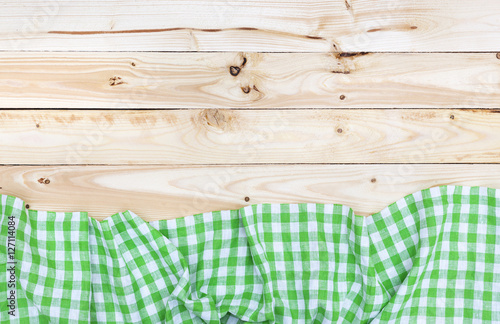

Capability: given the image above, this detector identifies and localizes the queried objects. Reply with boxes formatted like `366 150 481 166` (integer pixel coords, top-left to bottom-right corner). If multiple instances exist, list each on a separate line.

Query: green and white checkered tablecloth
1 185 499 323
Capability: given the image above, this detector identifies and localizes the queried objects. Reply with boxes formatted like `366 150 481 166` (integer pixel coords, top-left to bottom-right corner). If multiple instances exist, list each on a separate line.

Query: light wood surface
0 109 499 165
0 53 499 108
2 164 500 220
1 0 500 52
1 1 500 221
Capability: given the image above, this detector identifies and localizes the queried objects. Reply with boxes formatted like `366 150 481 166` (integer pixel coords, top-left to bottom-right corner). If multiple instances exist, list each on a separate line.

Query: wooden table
1 0 499 220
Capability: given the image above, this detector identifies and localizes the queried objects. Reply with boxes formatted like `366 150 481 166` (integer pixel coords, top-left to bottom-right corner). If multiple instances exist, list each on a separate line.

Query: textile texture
1 185 499 323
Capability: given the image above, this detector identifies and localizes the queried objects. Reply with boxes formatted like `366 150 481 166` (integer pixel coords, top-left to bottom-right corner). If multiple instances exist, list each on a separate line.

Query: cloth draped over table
1 185 499 323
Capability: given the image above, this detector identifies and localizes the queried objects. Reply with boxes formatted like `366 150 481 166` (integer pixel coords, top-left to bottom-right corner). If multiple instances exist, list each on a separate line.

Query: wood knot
229 55 247 76
109 76 125 86
230 66 241 76
371 178 377 183
496 53 500 60
197 109 236 133
340 95 346 100
241 86 251 94
38 178 51 184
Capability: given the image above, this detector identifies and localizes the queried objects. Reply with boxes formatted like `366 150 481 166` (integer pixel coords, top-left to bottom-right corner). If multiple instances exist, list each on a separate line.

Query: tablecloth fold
1 185 499 323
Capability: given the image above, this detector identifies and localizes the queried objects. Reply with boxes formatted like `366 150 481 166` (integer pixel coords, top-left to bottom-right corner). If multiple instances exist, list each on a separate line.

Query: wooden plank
1 164 500 220
1 109 500 165
1 0 500 52
0 53 499 108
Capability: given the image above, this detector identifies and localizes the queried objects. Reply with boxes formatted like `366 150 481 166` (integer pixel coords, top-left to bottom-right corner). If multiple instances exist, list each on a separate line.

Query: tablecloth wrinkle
1 185 499 323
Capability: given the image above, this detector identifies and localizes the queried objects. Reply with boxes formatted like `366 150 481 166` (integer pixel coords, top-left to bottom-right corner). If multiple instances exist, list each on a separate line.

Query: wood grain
1 164 500 220
1 0 500 51
1 52 499 108
2 0 499 226
1 109 500 164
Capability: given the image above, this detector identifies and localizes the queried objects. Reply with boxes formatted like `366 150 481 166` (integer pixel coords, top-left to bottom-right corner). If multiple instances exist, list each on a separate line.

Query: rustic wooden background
1 0 499 220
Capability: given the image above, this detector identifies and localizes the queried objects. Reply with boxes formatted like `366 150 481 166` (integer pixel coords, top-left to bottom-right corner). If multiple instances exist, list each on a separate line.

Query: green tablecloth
1 185 499 323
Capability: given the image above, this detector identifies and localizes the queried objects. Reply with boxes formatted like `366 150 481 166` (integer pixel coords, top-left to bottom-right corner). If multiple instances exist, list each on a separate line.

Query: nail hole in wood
44 179 50 184
496 53 500 60
25 204 30 209
244 196 250 202
36 124 40 128
450 115 455 120
131 62 136 66
340 95 346 100
337 128 343 134
371 178 377 183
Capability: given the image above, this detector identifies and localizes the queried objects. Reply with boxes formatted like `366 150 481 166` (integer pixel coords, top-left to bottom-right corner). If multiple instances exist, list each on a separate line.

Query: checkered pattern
368 185 500 323
1 185 499 323
1 196 91 324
